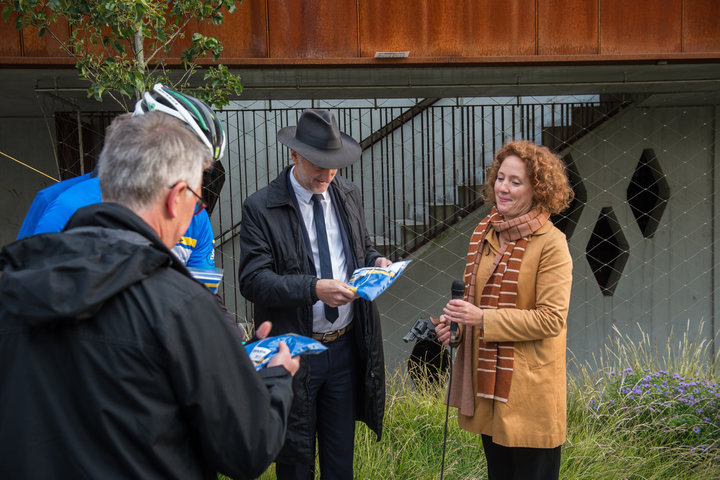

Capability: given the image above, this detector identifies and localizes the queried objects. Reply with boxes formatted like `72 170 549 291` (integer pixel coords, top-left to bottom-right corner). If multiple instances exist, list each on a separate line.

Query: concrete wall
0 117 58 246
562 104 718 365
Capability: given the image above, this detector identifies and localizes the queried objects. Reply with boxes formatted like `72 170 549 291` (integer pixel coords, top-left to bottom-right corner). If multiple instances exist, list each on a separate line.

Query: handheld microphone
449 279 465 343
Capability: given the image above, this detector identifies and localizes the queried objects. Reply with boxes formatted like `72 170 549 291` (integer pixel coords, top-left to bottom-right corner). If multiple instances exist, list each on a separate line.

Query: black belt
312 322 354 343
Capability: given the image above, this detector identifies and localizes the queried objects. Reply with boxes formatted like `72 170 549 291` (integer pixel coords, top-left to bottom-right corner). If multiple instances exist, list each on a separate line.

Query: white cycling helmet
133 83 226 161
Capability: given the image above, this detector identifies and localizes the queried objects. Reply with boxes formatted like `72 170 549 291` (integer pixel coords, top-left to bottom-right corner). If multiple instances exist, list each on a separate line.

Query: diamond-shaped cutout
626 148 670 238
586 207 629 296
550 154 586 240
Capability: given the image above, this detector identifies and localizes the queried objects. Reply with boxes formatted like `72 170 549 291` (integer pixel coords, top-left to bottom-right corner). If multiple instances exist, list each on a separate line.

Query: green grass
562 322 719 480
231 321 720 479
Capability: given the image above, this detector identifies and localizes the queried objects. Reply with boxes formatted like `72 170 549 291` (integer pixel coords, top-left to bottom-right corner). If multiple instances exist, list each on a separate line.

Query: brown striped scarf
461 207 549 403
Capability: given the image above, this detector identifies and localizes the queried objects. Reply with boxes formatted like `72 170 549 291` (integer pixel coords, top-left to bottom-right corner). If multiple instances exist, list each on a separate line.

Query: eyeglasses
169 182 207 215
185 185 207 215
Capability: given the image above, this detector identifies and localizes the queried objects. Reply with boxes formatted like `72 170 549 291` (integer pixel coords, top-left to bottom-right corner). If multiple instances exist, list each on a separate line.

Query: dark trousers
276 332 358 480
482 434 561 480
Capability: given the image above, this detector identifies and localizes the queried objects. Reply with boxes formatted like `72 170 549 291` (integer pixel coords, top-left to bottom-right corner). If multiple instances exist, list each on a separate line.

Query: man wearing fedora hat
238 109 391 479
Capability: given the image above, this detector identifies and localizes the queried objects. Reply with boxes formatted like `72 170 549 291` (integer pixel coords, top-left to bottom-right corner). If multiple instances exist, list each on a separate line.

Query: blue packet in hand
347 260 410 301
244 334 327 370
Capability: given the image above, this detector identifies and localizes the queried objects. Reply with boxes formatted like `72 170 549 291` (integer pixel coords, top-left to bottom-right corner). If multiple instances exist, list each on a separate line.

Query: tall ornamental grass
564 321 719 479
245 321 719 479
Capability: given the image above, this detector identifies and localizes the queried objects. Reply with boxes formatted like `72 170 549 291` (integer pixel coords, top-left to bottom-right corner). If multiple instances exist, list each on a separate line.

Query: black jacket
237 167 385 465
0 203 293 480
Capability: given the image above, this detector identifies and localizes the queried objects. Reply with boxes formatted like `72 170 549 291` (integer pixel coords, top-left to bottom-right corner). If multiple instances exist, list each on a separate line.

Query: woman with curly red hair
436 140 574 479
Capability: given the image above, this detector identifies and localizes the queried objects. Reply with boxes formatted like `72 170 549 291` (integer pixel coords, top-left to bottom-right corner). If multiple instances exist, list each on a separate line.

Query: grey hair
98 111 210 211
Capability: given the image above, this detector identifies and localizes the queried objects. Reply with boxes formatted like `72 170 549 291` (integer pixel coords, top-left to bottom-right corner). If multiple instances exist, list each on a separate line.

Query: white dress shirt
290 168 352 333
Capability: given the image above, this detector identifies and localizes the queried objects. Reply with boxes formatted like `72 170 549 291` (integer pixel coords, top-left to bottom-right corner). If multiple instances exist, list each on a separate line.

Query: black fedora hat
277 109 361 169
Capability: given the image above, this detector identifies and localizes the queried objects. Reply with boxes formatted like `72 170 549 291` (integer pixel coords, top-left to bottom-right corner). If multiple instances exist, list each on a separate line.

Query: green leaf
2 5 13 22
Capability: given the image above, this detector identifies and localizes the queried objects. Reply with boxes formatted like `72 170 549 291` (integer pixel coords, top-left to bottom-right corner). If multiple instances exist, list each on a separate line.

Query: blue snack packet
347 260 411 301
244 334 327 370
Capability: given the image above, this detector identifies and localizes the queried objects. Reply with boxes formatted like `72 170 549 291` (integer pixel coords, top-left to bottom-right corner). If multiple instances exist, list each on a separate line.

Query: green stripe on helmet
165 88 209 132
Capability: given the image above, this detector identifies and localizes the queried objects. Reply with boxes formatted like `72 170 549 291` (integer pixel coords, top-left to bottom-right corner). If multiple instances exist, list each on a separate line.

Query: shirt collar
289 166 329 204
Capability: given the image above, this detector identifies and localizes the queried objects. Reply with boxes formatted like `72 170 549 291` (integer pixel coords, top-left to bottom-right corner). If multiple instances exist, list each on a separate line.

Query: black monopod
440 279 465 480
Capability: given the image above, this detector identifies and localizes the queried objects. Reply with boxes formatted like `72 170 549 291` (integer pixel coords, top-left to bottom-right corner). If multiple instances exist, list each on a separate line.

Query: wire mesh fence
52 93 719 371
205 94 718 370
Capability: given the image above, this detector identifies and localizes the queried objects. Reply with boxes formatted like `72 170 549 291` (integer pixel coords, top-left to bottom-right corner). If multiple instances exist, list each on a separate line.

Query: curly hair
483 140 574 215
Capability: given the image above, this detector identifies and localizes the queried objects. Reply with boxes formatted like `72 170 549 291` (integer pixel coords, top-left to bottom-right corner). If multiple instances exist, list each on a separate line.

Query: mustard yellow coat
448 220 572 448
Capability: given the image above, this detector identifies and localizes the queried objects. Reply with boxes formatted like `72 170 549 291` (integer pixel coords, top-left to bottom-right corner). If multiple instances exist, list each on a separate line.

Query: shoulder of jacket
243 187 267 207
244 181 283 209
147 266 214 308
528 224 571 265
543 222 568 243
331 175 359 196
529 220 563 238
525 223 568 253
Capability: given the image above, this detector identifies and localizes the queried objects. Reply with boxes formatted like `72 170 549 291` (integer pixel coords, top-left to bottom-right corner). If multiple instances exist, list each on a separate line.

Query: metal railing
210 97 626 319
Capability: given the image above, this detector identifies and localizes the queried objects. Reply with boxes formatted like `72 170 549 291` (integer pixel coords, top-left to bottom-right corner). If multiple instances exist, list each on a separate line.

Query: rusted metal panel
0 14 22 57
600 0 682 54
360 1 480 57
267 0 358 58
360 0 535 57
469 0 536 56
169 2 269 60
538 0 598 55
20 19 70 58
2 0 720 65
684 0 720 52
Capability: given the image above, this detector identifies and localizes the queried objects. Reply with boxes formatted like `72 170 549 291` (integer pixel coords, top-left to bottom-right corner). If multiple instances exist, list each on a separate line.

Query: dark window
627 148 670 238
551 153 586 240
586 206 629 296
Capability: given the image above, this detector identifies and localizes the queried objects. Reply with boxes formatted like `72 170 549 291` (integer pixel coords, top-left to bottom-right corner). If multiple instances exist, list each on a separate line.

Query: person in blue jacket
28 174 216 270
16 172 91 240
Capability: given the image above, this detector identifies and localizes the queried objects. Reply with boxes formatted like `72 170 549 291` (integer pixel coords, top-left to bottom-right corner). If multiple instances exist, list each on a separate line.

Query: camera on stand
402 317 438 343
403 317 449 386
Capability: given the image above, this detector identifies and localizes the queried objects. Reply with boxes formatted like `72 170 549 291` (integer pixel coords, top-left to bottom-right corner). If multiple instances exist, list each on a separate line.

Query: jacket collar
266 166 295 209
66 202 186 272
0 202 182 327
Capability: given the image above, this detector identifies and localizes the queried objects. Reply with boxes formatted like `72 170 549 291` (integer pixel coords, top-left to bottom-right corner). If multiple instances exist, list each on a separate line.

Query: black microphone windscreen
451 279 465 299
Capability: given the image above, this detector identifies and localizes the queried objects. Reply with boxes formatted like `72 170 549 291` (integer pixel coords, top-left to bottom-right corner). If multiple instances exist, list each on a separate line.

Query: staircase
360 95 631 259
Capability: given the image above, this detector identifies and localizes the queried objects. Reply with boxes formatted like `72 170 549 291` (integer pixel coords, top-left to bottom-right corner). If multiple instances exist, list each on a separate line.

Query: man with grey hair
0 100 299 479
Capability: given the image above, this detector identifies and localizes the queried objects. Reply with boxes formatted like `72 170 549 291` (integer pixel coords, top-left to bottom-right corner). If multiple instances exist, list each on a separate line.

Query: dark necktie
312 194 339 322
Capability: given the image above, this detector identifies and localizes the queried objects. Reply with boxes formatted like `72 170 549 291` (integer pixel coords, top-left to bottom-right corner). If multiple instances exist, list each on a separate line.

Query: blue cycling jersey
27 176 215 269
173 209 216 269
